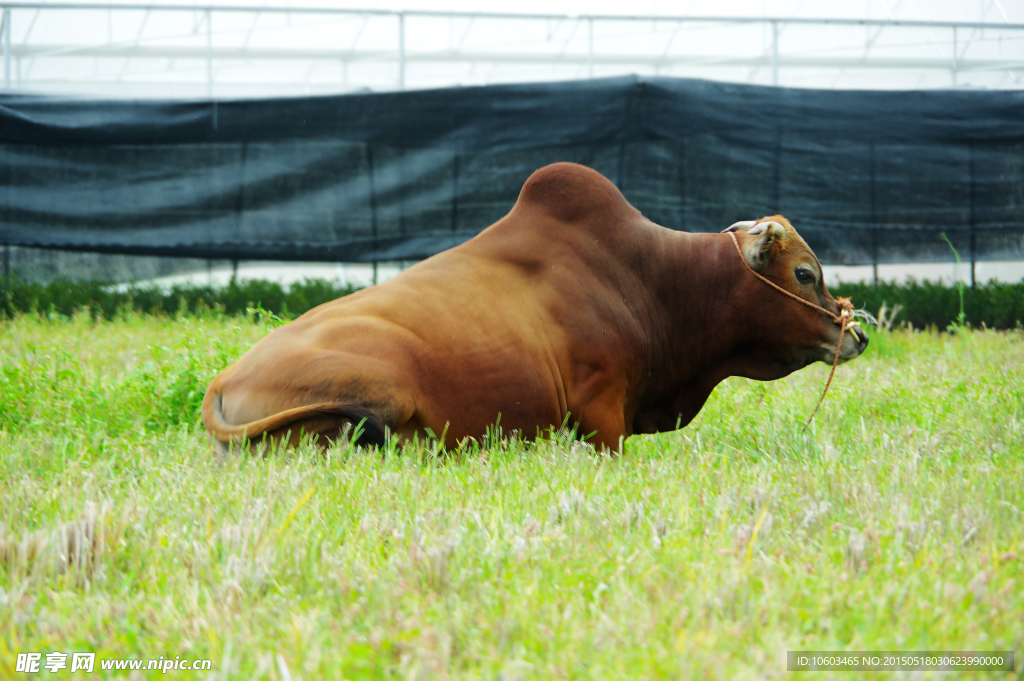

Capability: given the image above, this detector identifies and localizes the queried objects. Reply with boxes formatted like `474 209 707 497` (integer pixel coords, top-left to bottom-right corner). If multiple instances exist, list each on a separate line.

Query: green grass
1 311 1022 679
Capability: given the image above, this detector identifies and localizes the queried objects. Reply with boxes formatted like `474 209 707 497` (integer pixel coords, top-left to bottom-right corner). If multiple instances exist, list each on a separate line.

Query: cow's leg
632 373 722 435
573 390 629 453
208 352 420 452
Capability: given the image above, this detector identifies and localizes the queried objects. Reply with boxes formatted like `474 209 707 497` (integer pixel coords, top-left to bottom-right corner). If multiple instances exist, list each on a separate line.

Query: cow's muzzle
852 325 869 352
840 324 869 360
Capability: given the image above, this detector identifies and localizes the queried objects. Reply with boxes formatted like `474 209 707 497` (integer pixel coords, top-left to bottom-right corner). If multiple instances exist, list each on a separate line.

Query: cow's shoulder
514 163 638 225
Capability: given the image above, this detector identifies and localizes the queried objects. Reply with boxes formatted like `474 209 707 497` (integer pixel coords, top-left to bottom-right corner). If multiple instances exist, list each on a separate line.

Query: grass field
1 311 1022 679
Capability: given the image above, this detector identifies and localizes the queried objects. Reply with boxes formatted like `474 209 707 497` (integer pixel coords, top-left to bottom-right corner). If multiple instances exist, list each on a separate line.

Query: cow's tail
202 391 388 453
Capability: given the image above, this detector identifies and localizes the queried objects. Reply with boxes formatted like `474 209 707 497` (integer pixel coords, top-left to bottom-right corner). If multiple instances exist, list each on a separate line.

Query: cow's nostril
855 327 869 350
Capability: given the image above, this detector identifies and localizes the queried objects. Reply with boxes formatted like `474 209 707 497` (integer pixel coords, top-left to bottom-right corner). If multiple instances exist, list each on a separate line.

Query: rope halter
727 229 860 426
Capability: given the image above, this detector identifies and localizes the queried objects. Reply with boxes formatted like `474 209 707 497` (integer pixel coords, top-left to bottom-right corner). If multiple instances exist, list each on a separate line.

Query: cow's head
722 215 869 379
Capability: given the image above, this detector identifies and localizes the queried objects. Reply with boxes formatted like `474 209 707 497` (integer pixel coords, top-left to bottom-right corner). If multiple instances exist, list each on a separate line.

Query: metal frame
1 3 1023 96
2 6 11 88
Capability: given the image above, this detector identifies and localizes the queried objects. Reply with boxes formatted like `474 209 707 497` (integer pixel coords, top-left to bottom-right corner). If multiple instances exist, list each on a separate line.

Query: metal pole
366 142 378 286
870 142 878 285
588 17 594 79
771 20 778 86
969 142 976 287
2 5 1018 30
951 26 957 86
206 8 212 98
3 244 11 315
451 153 459 232
3 7 11 89
398 12 405 90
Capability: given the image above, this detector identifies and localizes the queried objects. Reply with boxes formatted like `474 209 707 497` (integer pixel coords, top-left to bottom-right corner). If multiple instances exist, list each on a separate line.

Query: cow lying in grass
202 163 868 453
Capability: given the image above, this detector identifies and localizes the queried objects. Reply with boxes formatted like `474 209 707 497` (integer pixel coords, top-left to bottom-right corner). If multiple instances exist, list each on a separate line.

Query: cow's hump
515 163 637 225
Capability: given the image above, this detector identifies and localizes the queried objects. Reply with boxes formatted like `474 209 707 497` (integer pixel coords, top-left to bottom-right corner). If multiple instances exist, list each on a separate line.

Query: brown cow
202 162 867 453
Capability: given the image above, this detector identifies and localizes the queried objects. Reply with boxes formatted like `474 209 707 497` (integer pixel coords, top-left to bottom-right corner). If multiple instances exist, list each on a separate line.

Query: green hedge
1 275 1022 330
832 280 1024 330
0 275 361 321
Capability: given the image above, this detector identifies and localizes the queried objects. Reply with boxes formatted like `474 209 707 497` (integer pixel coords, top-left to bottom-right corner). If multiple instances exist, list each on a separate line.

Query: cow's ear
741 221 786 270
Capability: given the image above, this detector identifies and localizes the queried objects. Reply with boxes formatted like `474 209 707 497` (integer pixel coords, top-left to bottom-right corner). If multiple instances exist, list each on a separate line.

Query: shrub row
0 276 360 321
831 280 1024 330
1 275 1021 329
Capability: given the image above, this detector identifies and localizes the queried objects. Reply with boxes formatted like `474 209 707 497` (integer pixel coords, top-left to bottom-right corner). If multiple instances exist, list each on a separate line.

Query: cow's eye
795 268 816 285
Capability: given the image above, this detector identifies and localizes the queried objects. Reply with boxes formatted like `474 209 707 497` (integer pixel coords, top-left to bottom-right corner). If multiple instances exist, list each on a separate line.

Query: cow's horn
722 220 757 233
758 221 786 237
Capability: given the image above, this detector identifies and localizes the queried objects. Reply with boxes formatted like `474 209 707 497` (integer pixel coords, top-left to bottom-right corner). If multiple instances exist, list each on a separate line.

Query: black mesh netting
2 76 1022 265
